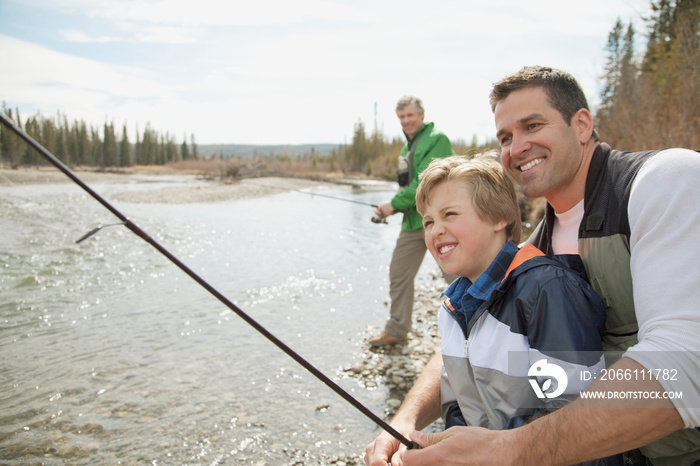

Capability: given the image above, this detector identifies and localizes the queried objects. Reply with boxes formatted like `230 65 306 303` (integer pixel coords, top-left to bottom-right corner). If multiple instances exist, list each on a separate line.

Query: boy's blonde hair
416 152 522 243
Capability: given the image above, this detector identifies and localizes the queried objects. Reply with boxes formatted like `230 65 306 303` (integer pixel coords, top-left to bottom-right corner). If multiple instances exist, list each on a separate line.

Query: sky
0 0 652 147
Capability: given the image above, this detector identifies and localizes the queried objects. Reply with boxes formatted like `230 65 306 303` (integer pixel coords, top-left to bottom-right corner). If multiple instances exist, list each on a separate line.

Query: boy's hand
364 430 408 466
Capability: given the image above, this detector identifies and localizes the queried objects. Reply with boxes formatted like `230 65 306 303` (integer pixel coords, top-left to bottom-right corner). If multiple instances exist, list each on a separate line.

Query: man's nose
509 133 531 159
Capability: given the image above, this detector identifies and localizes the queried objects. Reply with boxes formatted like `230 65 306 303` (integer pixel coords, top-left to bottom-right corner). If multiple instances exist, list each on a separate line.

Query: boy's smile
437 243 456 256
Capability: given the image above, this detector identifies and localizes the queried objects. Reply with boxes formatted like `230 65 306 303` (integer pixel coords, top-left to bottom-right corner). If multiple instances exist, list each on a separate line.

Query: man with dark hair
364 66 700 465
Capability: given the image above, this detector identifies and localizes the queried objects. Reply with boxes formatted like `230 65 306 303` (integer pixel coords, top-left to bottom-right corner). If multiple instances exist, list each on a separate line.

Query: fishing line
0 113 418 450
275 184 379 207
250 181 389 223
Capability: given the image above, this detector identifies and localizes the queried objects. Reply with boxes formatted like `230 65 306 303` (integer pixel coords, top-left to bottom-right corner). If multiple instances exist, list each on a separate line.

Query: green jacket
391 122 454 231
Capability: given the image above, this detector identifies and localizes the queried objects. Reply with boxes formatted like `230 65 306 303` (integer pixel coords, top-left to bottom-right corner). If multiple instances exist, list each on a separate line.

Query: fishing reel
371 216 387 224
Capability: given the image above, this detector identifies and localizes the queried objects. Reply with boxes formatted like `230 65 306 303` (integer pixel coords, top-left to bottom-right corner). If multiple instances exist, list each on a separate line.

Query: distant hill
198 143 339 158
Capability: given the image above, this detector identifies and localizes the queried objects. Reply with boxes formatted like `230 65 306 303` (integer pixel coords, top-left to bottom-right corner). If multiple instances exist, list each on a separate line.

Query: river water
0 174 441 465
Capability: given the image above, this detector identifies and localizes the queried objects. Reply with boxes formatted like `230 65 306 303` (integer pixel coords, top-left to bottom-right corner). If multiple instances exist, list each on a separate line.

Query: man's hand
375 201 395 219
399 427 515 466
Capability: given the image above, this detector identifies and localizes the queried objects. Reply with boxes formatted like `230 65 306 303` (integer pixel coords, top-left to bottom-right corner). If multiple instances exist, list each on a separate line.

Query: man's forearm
513 357 684 464
391 352 443 432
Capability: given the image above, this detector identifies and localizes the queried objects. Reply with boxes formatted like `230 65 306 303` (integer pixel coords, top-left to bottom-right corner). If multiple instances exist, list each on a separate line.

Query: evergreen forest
0 107 198 168
597 0 699 150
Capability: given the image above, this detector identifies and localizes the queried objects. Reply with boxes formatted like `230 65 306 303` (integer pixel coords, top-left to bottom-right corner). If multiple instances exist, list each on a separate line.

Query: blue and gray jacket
439 245 607 430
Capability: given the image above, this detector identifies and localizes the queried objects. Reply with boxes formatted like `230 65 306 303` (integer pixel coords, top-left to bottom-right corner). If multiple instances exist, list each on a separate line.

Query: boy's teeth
439 245 455 254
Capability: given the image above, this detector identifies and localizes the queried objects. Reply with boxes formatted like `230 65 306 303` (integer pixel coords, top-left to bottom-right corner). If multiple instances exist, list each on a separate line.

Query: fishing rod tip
75 227 102 244
75 222 126 244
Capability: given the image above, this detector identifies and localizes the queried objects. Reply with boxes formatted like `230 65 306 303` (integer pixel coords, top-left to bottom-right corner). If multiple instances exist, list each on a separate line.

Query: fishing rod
251 181 389 224
0 113 418 450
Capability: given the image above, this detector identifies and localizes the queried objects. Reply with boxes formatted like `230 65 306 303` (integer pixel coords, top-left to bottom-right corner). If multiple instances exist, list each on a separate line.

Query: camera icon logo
528 358 568 399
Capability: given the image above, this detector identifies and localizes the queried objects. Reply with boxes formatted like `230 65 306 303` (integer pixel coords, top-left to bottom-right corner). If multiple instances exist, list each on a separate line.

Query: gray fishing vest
529 144 700 465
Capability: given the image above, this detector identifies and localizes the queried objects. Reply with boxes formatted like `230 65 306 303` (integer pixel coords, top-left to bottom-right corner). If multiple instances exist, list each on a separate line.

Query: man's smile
518 157 545 172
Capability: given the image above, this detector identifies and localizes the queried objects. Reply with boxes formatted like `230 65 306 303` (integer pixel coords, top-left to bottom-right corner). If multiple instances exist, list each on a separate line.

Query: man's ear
572 108 595 143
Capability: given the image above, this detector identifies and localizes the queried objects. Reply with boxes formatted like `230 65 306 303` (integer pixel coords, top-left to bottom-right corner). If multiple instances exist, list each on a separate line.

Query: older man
369 96 454 346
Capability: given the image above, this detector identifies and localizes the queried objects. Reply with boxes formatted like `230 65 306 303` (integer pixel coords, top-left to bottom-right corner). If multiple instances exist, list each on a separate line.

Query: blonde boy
409 154 609 435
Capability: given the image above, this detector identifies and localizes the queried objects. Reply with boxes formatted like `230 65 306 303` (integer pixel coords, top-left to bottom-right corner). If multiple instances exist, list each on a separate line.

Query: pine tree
345 119 370 172
65 117 79 165
23 115 41 165
0 105 22 166
165 133 178 163
91 125 102 166
134 125 142 165
120 123 132 167
158 134 166 165
102 122 117 167
40 116 57 157
598 20 638 148
77 121 89 165
600 19 625 118
141 123 155 165
190 133 198 160
55 112 69 164
181 133 190 160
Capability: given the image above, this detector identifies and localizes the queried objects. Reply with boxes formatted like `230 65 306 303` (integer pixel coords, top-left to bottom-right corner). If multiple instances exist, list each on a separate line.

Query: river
0 174 441 465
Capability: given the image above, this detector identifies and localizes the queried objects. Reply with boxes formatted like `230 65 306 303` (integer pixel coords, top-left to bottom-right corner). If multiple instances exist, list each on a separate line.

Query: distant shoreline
0 165 362 204
0 164 199 186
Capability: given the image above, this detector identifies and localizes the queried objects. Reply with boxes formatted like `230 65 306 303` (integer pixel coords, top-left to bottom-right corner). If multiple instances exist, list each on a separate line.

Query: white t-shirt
551 199 584 255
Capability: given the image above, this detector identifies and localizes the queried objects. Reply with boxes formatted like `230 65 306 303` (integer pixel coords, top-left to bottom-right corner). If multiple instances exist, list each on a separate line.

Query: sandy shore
0 166 343 204
113 176 345 204
0 166 140 185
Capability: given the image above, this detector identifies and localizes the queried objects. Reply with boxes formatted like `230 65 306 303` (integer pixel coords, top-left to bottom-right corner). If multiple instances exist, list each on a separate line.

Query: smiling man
495 86 594 213
364 67 700 466
369 96 455 347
